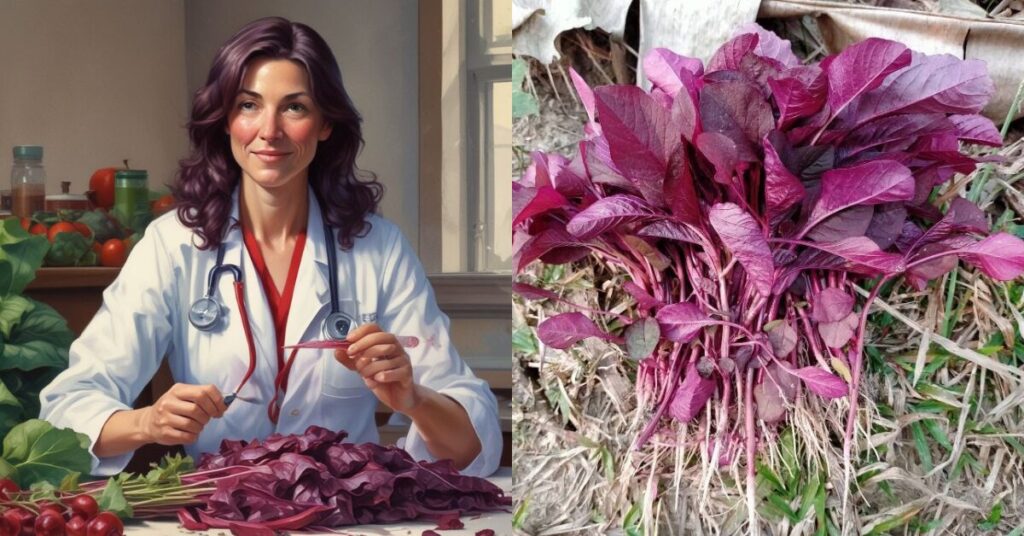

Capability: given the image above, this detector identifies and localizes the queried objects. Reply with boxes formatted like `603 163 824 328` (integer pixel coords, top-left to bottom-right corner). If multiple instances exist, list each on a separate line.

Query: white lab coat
40 186 501 477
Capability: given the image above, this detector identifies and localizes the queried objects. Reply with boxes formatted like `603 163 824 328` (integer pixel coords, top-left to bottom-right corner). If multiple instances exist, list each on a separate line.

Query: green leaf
0 219 49 297
922 418 952 450
0 296 32 339
29 480 59 502
512 495 529 530
44 231 90 267
623 498 643 534
512 58 539 118
0 298 73 371
59 471 81 492
910 422 933 471
625 318 660 360
512 324 538 354
1 419 92 489
0 377 24 440
0 456 18 482
97 476 134 519
978 502 1002 531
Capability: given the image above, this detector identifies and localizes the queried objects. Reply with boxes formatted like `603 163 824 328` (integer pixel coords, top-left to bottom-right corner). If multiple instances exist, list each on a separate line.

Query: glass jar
114 169 150 232
10 146 46 218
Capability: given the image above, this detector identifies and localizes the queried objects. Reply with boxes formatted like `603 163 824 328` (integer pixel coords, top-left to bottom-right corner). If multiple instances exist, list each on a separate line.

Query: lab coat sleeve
39 224 177 476
377 226 502 478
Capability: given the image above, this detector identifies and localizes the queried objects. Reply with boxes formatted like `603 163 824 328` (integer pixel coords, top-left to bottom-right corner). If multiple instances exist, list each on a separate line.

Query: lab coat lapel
284 188 331 348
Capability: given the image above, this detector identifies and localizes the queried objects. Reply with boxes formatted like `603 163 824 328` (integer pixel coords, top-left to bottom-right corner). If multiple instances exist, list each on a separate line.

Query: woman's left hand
334 323 421 413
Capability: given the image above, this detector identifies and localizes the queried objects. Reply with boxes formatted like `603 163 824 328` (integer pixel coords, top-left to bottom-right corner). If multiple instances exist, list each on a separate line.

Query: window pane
477 80 512 272
491 0 512 46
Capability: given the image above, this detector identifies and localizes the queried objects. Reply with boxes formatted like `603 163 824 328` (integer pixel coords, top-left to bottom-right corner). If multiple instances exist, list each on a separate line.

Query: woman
40 17 500 478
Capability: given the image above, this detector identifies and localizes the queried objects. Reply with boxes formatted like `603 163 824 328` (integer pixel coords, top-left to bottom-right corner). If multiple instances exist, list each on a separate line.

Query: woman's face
227 58 332 191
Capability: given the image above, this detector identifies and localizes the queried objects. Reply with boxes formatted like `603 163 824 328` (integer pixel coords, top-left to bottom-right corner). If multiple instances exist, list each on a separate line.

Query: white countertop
123 468 513 535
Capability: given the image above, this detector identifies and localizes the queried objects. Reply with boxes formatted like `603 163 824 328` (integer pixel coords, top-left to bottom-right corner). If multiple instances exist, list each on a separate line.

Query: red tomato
88 167 118 210
73 221 93 240
92 242 102 255
68 495 99 520
99 239 127 268
29 222 48 236
34 509 65 536
85 512 123 536
151 194 175 215
66 516 88 536
18 217 30 232
47 221 78 243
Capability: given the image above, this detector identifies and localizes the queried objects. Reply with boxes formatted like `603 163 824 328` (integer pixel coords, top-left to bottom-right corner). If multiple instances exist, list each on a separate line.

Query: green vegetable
76 209 124 244
0 419 90 489
44 232 90 267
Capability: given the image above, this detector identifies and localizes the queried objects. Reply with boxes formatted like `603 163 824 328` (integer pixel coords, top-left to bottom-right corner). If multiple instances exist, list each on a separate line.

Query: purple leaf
625 317 661 360
907 197 988 254
668 362 716 422
643 48 703 98
837 113 950 159
699 79 774 161
656 302 714 343
594 86 681 203
753 381 786 422
671 83 701 142
764 319 797 357
637 220 703 245
801 236 906 274
807 205 874 243
866 203 908 250
768 67 827 129
516 228 588 273
569 67 597 125
624 281 664 309
736 23 801 68
838 54 994 129
818 312 859 349
664 144 703 224
786 366 849 399
512 282 560 301
958 232 1024 280
812 288 854 323
707 33 759 72
512 185 569 228
583 136 633 190
763 135 805 225
804 160 914 236
552 152 593 199
566 194 657 239
696 132 739 183
537 313 622 349
709 203 774 296
623 235 671 271
823 38 911 121
949 114 1002 146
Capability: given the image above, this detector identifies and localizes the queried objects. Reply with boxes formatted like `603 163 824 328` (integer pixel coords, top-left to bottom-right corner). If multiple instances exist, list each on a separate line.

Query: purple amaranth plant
512 23 1024 526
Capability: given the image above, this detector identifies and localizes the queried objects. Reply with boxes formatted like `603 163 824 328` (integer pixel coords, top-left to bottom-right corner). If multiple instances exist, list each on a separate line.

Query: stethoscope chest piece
189 296 222 330
322 311 354 340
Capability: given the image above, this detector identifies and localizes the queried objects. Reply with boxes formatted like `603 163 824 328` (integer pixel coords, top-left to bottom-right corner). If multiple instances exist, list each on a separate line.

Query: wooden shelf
28 267 120 289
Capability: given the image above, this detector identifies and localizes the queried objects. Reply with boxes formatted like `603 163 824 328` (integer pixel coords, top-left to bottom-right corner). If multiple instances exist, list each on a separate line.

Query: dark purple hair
173 16 383 250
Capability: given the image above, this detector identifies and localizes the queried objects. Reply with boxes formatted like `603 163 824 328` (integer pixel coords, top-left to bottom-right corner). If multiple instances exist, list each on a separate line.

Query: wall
0 0 188 197
184 0 420 242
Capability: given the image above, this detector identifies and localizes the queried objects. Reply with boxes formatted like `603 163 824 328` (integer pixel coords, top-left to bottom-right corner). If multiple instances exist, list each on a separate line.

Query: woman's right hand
139 384 227 445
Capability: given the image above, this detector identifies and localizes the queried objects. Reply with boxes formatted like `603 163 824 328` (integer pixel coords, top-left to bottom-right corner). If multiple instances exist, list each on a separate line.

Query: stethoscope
187 218 354 423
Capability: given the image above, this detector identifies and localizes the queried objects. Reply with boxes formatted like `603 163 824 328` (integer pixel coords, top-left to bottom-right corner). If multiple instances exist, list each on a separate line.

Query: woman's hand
139 383 227 445
334 323 422 413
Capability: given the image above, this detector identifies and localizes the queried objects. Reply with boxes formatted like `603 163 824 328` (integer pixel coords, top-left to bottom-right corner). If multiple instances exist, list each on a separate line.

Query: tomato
34 509 65 536
92 242 102 255
151 194 174 216
68 495 99 520
65 516 88 536
85 512 123 536
29 222 48 236
18 218 30 232
99 239 127 268
73 222 93 240
48 221 78 242
2 508 32 536
88 167 118 210
0 478 19 495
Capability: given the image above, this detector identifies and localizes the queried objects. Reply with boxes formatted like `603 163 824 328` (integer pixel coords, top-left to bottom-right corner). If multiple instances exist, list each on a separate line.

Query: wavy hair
173 16 383 250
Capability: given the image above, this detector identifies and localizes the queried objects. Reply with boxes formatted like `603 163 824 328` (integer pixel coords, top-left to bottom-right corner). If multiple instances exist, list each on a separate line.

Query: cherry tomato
86 511 123 536
2 508 33 536
151 194 174 216
99 239 127 268
0 478 18 501
65 516 87 536
18 218 30 232
72 222 93 240
47 221 78 243
34 509 65 536
37 501 64 517
68 495 99 520
28 222 47 236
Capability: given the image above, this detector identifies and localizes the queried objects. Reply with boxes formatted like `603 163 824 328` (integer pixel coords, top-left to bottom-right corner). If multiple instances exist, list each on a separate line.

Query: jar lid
114 170 148 181
12 146 43 160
